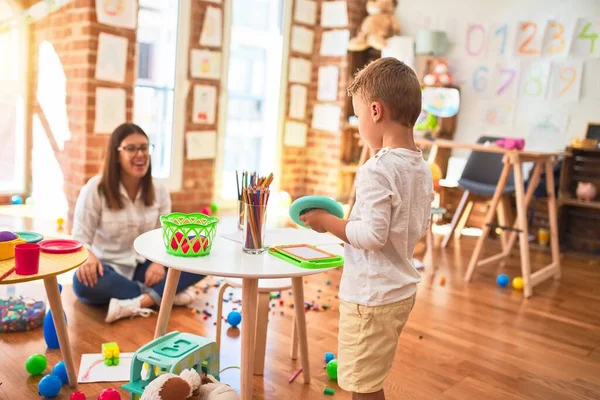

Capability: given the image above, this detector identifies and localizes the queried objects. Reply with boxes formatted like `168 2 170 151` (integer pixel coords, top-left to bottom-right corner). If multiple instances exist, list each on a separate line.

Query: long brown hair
98 123 155 210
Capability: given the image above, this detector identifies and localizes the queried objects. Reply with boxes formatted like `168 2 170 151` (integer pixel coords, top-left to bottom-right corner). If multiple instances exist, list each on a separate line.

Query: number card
520 61 551 99
542 20 574 57
570 18 600 58
465 23 488 57
550 60 583 102
515 20 547 57
491 61 520 99
471 64 491 95
488 22 516 57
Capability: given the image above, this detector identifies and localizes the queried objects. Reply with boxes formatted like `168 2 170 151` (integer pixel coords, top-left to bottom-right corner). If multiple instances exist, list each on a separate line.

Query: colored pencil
237 170 274 250
0 266 15 281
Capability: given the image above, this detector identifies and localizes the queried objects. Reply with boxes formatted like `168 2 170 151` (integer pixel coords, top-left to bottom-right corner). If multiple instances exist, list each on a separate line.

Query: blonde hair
347 57 422 127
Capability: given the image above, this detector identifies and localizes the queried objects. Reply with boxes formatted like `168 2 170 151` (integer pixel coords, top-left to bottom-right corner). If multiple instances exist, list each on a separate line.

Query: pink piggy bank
576 182 597 202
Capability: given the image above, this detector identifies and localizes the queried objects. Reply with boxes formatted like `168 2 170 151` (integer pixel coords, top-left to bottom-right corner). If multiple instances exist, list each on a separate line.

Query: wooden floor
1 234 600 399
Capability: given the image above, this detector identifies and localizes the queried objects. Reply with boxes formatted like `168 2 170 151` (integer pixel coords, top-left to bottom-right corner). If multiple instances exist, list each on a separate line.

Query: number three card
542 20 575 57
550 60 583 102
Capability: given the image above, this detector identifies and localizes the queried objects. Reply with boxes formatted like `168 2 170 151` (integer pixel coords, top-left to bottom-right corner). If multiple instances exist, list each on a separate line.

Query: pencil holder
243 203 267 254
160 212 219 257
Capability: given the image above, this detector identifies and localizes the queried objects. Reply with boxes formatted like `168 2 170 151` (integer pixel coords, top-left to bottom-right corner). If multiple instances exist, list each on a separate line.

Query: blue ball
496 274 510 287
38 374 62 397
10 195 23 205
227 311 242 328
51 361 68 384
325 352 335 364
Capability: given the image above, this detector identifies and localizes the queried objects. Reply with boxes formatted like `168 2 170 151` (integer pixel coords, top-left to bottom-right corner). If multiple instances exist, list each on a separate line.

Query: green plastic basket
160 212 219 257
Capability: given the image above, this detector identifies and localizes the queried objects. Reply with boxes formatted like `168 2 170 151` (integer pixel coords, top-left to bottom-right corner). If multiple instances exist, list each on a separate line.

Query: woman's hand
76 251 104 287
145 262 166 287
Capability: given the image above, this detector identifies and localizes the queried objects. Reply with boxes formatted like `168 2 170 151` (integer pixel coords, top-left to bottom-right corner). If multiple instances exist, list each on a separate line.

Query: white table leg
43 276 77 387
292 277 311 383
241 278 258 399
154 268 181 339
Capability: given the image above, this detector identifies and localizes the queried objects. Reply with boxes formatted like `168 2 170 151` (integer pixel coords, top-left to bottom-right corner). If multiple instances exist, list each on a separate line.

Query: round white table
134 228 343 400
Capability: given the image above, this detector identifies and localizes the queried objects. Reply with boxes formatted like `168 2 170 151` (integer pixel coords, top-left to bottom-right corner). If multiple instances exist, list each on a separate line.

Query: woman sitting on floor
72 123 205 323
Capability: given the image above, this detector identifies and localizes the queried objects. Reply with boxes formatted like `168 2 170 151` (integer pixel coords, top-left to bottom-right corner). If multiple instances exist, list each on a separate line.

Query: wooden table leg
241 278 258 400
253 292 270 375
465 158 512 282
292 277 311 384
545 160 562 280
154 268 181 339
512 155 533 298
43 277 77 388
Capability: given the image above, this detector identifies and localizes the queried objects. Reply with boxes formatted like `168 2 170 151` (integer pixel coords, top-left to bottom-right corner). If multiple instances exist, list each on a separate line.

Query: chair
442 136 515 248
215 278 301 376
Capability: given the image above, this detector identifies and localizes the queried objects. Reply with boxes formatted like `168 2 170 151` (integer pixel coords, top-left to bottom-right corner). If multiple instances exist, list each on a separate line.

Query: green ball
326 359 338 380
25 353 47 375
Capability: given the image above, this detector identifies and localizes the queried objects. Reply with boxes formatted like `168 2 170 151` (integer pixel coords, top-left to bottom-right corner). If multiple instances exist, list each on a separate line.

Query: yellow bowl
0 235 27 260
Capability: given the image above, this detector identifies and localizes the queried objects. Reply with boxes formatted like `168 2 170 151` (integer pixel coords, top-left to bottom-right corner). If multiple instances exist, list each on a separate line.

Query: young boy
300 58 433 400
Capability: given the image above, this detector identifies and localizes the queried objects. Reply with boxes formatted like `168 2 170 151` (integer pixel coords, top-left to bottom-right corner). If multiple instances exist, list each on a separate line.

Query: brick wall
26 0 224 223
280 0 367 200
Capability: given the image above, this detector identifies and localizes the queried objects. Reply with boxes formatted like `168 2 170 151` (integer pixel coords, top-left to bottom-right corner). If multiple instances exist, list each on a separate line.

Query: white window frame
212 0 292 209
163 0 190 192
0 0 28 195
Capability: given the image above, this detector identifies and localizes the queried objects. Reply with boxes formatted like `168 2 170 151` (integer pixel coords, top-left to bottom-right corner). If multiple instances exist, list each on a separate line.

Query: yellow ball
512 277 524 290
428 162 442 182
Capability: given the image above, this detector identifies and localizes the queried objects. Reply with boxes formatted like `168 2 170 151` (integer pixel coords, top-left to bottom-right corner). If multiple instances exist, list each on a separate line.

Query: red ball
200 206 211 216
181 235 209 253
70 392 86 400
170 231 184 250
97 388 120 400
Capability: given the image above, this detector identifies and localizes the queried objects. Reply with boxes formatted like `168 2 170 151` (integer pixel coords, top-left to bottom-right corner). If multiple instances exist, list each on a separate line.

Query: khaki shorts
338 295 416 393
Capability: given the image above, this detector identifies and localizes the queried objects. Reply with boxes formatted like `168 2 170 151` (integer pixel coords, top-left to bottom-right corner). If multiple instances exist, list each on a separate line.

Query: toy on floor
103 342 121 366
97 388 121 400
496 274 509 287
38 374 62 397
512 277 524 290
141 368 239 400
0 296 45 333
25 353 47 375
324 388 335 396
122 331 220 400
70 392 87 400
326 359 338 380
52 361 69 384
11 195 23 205
226 311 241 328
325 352 335 364
56 217 65 230
44 284 66 349
289 196 344 228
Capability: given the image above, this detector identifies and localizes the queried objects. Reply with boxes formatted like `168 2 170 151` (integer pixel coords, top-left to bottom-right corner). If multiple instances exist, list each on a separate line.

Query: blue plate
14 231 44 244
289 196 344 228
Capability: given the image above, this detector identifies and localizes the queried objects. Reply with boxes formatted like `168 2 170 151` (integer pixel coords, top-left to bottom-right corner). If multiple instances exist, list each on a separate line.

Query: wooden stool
215 278 301 375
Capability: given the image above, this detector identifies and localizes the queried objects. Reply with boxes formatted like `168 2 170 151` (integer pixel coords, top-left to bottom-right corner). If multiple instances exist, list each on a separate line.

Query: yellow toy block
102 342 120 366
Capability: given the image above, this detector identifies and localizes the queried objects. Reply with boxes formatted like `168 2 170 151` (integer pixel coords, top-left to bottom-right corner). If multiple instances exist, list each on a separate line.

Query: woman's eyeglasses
117 144 155 155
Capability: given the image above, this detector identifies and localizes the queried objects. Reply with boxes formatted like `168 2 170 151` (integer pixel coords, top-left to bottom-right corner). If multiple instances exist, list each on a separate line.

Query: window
0 3 27 195
218 0 287 202
134 0 180 179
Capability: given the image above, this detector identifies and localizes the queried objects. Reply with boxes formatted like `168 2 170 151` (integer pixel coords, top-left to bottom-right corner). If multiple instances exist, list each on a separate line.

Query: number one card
550 60 583 102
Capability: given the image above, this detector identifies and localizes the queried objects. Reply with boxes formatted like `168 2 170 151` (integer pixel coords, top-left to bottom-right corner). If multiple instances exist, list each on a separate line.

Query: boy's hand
299 209 330 233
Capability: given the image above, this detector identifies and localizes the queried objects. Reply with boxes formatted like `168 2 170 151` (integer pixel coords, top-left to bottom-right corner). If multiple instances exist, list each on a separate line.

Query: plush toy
140 369 239 400
348 0 400 51
423 60 454 86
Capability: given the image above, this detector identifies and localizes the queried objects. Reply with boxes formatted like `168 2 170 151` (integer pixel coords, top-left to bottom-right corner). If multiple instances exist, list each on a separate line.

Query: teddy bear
140 369 239 400
348 0 400 51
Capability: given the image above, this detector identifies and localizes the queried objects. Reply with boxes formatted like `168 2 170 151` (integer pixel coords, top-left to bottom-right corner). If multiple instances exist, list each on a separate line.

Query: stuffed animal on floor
348 0 400 51
140 369 239 400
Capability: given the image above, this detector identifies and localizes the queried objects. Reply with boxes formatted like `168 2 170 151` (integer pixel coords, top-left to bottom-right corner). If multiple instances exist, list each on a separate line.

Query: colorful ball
25 353 47 375
97 388 121 400
70 392 86 400
496 274 509 287
512 277 524 290
325 352 335 364
10 194 23 205
38 374 62 397
51 361 68 384
227 311 242 328
326 359 338 380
